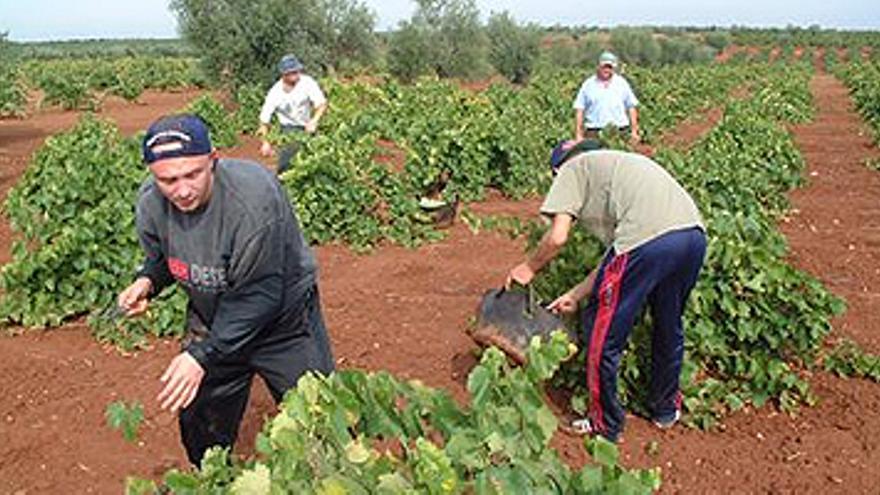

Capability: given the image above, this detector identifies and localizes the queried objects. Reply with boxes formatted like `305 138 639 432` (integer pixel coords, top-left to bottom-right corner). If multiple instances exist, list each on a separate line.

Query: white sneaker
653 410 681 430
570 418 596 436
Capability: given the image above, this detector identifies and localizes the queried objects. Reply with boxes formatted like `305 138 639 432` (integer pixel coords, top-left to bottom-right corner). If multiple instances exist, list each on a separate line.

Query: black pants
179 285 334 465
277 125 304 174
584 126 631 140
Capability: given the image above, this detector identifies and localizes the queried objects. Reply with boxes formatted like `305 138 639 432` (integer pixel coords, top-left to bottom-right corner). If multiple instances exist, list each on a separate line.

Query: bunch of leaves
823 340 880 381
184 93 239 148
38 70 99 110
750 62 814 123
536 66 843 429
0 32 27 117
112 58 149 102
106 400 145 443
0 115 185 343
0 65 27 117
837 61 880 143
128 332 661 494
231 82 268 135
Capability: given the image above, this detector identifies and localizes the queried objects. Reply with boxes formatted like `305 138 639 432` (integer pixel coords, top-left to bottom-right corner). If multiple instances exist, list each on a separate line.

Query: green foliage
824 340 880 381
387 0 490 81
10 38 195 59
39 71 98 111
838 61 880 144
0 66 27 117
232 83 268 135
0 32 27 117
485 12 541 84
607 29 717 67
386 21 436 82
658 37 715 65
184 94 239 148
132 332 661 493
731 27 880 50
22 57 205 110
704 31 732 51
171 0 378 86
610 28 662 66
1 63 765 339
106 400 144 443
0 115 186 344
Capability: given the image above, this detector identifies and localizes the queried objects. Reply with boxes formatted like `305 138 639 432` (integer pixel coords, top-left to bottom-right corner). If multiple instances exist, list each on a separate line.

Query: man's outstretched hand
118 277 152 316
158 352 205 413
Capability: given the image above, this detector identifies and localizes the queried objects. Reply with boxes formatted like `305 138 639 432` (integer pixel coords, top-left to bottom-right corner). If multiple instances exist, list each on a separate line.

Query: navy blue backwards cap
142 114 212 165
549 139 602 174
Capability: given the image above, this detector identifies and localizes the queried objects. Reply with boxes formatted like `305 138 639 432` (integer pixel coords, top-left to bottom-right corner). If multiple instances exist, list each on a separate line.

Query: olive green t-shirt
541 150 704 254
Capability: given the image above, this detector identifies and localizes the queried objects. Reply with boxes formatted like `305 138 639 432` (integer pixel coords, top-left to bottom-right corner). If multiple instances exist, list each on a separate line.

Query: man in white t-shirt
573 52 640 144
258 54 328 173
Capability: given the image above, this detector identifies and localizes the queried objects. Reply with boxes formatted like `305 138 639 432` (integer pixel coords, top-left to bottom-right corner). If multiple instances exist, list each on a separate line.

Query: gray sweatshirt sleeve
135 204 174 298
185 220 285 367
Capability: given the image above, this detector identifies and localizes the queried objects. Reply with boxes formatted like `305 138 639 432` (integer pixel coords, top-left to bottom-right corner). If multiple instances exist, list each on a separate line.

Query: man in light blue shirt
573 52 641 143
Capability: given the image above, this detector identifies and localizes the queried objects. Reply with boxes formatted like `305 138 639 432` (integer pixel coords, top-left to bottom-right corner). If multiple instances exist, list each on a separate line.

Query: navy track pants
582 227 706 441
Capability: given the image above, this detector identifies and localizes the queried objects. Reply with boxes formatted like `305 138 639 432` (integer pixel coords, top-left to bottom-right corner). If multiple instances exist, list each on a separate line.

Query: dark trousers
584 126 631 140
179 284 334 465
277 125 304 174
582 227 706 441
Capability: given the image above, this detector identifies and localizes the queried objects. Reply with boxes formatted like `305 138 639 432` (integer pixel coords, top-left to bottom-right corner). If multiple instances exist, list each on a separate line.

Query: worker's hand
118 277 152 316
630 128 641 144
506 262 535 289
304 120 318 134
259 140 273 157
548 292 579 315
157 352 205 413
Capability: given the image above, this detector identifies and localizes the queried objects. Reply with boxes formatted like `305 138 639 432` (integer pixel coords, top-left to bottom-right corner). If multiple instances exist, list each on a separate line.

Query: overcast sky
1 0 878 41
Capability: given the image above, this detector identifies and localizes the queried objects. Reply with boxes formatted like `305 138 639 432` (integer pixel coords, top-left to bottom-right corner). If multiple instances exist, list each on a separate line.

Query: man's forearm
570 267 599 301
574 110 585 140
310 103 327 127
629 107 639 134
257 123 270 140
526 232 564 274
527 213 574 273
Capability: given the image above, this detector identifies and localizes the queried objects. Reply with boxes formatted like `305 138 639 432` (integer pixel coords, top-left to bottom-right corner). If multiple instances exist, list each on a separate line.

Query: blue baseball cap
550 140 578 173
550 139 602 174
142 114 212 165
278 54 304 74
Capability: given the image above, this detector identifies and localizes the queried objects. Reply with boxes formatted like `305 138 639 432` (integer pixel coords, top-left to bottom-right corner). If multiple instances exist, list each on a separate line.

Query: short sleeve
572 81 587 110
258 85 277 124
622 78 639 108
540 163 585 220
309 79 327 107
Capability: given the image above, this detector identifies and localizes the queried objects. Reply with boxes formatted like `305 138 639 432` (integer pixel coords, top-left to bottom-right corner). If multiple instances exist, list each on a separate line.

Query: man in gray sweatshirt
117 114 334 465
